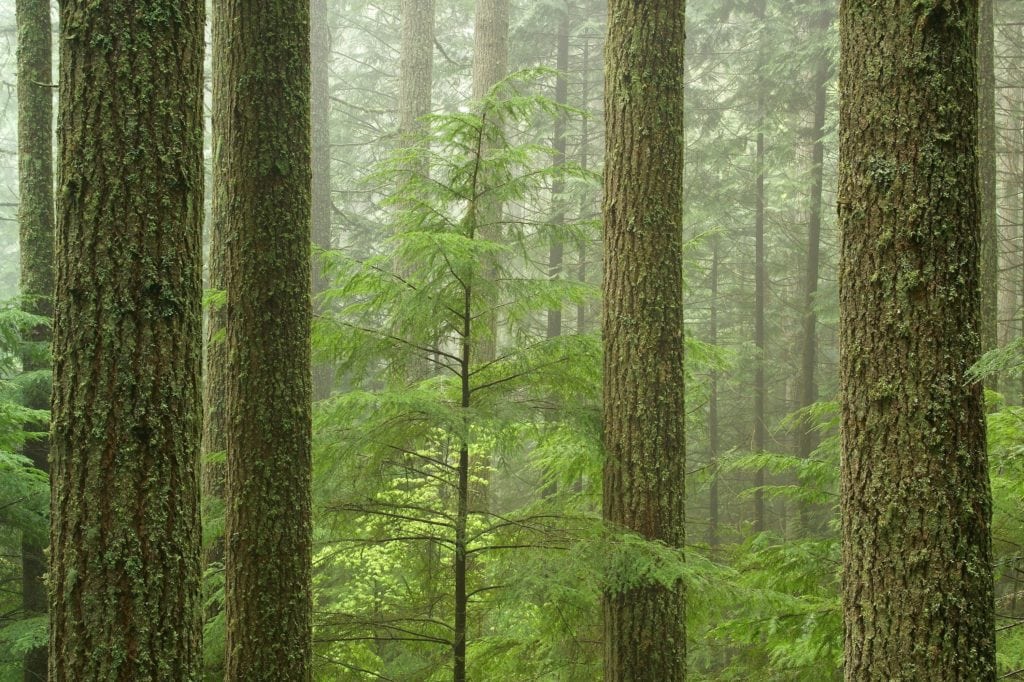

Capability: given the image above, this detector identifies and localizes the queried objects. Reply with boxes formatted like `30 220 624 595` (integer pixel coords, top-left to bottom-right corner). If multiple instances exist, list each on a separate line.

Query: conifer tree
215 0 314 678
839 1 996 678
980 0 998 354
399 0 435 146
16 0 53 678
468 0 510 512
48 0 204 677
311 0 333 400
602 0 687 679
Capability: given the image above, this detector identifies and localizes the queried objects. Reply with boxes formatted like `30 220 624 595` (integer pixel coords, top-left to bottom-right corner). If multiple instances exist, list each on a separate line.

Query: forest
0 0 1022 680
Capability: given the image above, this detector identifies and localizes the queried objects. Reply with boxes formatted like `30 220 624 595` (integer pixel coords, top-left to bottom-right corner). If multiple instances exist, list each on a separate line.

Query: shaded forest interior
1 0 1024 680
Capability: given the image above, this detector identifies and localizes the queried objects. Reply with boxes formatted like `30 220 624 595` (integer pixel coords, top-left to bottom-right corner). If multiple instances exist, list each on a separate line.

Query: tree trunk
468 0 509 513
602 1 687 680
216 0 314 679
16 0 53 679
577 33 592 337
797 7 831 536
311 0 333 400
980 0 998 356
708 237 720 551
838 2 996 679
547 7 569 346
541 5 570 501
49 1 204 677
753 0 767 534
399 0 434 144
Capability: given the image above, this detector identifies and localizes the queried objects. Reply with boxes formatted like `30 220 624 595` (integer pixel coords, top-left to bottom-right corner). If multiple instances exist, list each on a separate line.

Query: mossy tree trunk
49 0 204 678
215 0 313 679
838 2 996 679
16 0 53 679
602 1 687 680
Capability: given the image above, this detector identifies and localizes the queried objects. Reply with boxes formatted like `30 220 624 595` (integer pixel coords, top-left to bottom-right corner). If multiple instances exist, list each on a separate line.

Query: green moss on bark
49 1 205 678
838 2 996 679
16 0 53 678
214 0 314 679
602 1 687 680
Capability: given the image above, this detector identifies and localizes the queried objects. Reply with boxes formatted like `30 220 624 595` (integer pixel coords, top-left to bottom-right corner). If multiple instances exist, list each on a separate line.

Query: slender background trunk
797 7 831 535
15 0 52 678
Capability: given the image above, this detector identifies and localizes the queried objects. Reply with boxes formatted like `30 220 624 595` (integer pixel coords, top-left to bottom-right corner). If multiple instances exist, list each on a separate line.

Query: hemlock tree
16 0 53 678
602 1 687 680
839 1 996 679
215 0 314 678
48 0 204 678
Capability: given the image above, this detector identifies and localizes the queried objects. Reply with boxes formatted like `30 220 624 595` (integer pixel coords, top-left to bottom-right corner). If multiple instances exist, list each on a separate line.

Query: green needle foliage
312 71 605 680
0 302 49 677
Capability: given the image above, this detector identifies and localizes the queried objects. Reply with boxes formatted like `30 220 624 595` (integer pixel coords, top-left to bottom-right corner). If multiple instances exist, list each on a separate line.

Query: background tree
14 0 51 678
48 0 204 677
311 0 333 401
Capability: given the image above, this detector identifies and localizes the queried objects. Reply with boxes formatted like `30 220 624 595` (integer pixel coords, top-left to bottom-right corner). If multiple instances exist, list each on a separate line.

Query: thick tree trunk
216 0 314 679
838 2 996 679
16 0 53 678
49 1 204 677
602 1 687 680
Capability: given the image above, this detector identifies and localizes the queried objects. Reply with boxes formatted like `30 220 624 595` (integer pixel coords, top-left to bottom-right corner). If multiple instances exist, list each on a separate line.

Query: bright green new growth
313 71 605 680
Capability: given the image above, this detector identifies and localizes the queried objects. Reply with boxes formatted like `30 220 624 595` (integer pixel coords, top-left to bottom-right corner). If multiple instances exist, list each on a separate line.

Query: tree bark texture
16 0 53 678
839 2 996 679
215 0 314 678
399 0 434 143
49 0 204 678
467 0 509 513
602 1 687 680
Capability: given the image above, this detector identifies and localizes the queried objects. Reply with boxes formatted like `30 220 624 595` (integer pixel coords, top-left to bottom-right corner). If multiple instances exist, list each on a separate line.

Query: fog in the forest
2 1 1024 680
